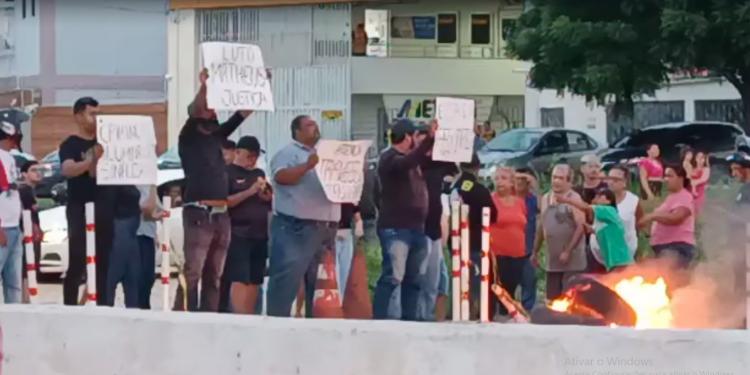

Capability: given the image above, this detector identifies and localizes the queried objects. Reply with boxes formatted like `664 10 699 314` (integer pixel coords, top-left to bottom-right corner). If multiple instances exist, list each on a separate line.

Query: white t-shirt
0 149 21 228
591 191 639 264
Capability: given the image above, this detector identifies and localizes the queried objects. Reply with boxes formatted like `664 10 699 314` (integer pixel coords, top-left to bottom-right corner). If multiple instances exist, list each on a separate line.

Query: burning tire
548 275 637 327
530 305 608 326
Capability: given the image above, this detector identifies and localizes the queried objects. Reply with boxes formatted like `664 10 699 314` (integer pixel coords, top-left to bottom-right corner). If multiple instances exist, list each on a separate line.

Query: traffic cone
312 249 344 318
343 240 372 319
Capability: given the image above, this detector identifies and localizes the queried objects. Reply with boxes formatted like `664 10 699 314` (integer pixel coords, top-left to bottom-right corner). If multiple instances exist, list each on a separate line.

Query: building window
501 18 517 41
470 14 492 45
436 13 457 44
391 16 436 40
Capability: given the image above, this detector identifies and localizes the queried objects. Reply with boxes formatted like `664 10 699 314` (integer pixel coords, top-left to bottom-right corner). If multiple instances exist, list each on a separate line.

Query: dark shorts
652 242 695 270
640 181 663 199
225 234 268 285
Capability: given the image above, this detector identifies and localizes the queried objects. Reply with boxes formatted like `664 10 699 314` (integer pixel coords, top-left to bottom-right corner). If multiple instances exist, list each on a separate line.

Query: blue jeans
387 237 444 321
137 235 156 310
373 229 428 321
520 255 537 312
266 213 336 317
106 217 141 308
335 229 354 299
0 227 23 304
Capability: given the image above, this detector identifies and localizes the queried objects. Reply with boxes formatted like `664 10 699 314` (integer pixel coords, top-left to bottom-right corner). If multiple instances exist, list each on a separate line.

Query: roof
637 121 743 132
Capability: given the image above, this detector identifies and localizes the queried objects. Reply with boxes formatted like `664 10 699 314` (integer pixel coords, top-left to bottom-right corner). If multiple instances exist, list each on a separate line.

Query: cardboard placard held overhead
432 97 475 163
96 115 158 185
201 42 275 112
315 140 372 203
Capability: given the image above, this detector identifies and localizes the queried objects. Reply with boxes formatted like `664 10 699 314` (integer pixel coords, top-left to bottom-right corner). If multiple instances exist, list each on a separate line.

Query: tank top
541 191 587 272
640 158 664 179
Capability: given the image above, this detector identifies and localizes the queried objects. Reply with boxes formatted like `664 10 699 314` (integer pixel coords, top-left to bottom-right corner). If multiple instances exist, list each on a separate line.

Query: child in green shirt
556 188 634 271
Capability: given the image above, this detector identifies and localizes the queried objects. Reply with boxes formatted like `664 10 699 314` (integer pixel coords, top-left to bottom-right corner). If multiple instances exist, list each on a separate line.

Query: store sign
395 98 435 120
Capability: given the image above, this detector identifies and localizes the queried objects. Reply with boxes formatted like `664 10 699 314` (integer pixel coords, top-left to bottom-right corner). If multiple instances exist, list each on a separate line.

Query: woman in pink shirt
690 151 710 219
639 144 664 200
638 165 695 269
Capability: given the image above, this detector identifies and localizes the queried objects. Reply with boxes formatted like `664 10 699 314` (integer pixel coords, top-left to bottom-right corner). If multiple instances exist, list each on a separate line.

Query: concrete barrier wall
1 305 748 375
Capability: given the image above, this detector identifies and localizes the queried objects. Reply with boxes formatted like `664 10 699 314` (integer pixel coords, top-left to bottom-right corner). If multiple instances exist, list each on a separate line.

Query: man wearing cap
266 114 339 318
0 115 23 303
175 68 259 312
374 118 436 321
221 139 237 165
219 136 271 314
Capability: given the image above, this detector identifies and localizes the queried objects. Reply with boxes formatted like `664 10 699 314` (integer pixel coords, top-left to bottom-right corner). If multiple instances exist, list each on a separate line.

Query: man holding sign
267 115 340 318
175 68 264 312
374 118 437 321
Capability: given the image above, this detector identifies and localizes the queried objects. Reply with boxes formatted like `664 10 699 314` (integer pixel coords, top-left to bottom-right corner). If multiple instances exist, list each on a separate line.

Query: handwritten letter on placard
97 115 158 185
316 140 372 203
201 42 275 112
432 97 475 163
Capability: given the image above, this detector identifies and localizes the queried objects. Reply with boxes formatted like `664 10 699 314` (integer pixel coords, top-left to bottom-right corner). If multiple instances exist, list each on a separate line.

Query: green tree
508 0 750 127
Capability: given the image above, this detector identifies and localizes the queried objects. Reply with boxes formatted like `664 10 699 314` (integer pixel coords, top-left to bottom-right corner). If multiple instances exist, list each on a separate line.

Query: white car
37 170 186 276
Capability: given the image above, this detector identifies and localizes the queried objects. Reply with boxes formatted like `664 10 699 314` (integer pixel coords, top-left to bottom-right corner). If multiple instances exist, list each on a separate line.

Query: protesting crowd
0 67 749 324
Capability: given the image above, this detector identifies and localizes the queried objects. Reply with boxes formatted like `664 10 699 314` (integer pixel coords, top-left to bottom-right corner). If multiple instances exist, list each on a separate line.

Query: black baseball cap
237 136 264 154
727 152 750 168
460 153 481 169
391 119 417 137
221 139 236 150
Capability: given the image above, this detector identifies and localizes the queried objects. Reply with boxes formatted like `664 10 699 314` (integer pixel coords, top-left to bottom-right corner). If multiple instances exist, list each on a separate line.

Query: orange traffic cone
343 240 372 319
312 249 344 318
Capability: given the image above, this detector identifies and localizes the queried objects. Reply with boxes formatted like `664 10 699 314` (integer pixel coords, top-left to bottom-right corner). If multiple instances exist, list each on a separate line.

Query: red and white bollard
85 202 97 306
460 204 470 321
22 210 38 303
161 197 172 311
480 207 490 323
450 201 461 322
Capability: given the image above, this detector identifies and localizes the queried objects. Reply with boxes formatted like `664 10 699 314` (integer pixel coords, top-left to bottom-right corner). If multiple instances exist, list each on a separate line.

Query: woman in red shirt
490 167 527 316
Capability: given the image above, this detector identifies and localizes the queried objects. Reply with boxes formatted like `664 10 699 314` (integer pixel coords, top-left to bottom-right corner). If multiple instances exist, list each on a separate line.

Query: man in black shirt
374 118 436 321
219 136 271 314
19 160 42 303
105 185 142 308
175 68 261 312
59 97 114 306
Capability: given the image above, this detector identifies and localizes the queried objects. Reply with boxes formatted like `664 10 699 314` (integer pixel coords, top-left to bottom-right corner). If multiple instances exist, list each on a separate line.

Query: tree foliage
508 0 750 123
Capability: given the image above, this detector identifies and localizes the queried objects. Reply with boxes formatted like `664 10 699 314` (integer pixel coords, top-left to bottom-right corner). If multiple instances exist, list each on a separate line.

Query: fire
547 276 673 329
612 276 673 329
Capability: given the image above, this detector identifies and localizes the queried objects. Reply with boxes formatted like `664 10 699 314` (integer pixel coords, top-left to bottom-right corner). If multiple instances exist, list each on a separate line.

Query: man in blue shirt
515 167 539 312
266 115 340 317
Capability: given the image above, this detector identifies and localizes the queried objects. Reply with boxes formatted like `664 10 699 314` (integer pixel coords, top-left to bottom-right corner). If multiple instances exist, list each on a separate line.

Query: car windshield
42 151 59 164
158 148 180 164
485 129 543 152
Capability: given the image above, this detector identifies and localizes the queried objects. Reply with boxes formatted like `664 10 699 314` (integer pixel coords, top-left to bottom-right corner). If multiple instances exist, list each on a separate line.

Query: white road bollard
22 210 38 303
480 207 490 323
161 197 172 312
450 201 461 322
460 204 470 321
85 202 97 306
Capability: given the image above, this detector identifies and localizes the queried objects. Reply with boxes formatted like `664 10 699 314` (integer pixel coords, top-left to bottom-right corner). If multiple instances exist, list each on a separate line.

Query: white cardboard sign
201 42 275 112
432 97 475 163
315 140 372 203
96 115 158 185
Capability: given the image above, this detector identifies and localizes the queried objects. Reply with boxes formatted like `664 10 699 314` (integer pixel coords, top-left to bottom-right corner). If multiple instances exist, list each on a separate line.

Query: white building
167 0 529 157
525 75 744 146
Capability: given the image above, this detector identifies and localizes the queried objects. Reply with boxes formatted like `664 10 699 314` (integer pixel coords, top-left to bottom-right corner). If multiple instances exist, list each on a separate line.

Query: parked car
35 150 65 199
157 147 182 170
477 127 601 185
37 169 185 276
598 121 746 181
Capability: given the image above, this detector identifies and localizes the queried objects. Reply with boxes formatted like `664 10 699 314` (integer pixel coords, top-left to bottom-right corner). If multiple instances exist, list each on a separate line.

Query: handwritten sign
432 97 475 163
201 42 275 112
96 115 158 185
315 140 372 203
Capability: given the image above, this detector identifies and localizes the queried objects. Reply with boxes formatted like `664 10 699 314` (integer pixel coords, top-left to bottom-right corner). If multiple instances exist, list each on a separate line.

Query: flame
547 276 673 329
612 276 673 329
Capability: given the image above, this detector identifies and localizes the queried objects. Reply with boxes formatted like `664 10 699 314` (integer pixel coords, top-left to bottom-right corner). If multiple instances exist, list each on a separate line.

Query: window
437 13 457 44
566 132 592 152
501 18 517 41
470 14 492 45
537 132 567 155
391 16 436 39
682 124 742 154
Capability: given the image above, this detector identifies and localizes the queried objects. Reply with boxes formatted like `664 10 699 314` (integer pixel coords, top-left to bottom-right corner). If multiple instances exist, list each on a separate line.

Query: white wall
2 305 748 375
166 9 197 148
55 0 167 76
8 5 40 77
526 79 743 146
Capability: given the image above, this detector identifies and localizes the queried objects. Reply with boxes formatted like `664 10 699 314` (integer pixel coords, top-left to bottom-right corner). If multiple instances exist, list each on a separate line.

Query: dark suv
599 121 747 181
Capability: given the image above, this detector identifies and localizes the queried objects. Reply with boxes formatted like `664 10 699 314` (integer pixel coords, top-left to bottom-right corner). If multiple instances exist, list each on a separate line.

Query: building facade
2 0 168 157
167 0 529 156
526 75 745 146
